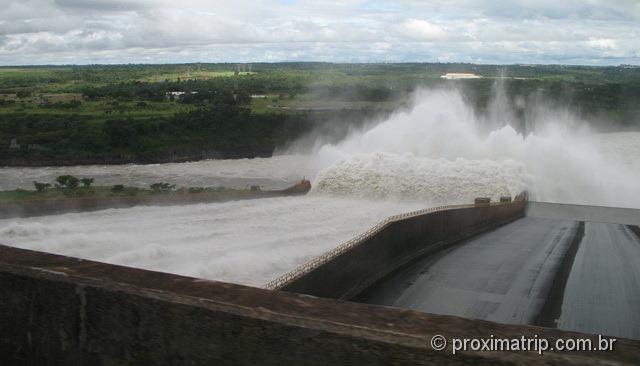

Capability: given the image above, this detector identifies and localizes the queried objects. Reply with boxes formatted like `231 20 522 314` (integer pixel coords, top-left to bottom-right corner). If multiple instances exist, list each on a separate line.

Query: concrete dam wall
270 200 526 300
1 244 639 366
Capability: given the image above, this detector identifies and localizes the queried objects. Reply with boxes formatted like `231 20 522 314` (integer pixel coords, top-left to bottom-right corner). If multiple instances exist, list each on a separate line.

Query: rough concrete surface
1 245 638 365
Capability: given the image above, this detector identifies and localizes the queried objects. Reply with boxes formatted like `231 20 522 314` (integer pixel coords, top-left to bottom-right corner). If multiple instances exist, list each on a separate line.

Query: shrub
55 175 80 189
150 182 176 193
80 178 94 187
111 184 125 192
33 181 51 192
16 90 31 98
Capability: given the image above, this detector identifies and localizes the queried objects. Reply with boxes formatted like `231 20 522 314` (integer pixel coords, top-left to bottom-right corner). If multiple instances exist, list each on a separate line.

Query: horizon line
1 61 638 68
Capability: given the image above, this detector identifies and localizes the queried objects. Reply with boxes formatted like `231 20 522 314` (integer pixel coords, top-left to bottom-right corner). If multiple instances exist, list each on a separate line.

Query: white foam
313 153 526 204
307 88 640 208
0 196 422 287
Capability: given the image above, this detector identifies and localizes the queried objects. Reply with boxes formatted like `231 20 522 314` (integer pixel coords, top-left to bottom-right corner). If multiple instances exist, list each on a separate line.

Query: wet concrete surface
359 204 640 340
557 222 640 339
359 217 580 325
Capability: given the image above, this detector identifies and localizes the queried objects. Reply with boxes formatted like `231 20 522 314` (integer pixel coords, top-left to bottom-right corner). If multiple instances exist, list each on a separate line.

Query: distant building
9 138 20 149
440 73 482 80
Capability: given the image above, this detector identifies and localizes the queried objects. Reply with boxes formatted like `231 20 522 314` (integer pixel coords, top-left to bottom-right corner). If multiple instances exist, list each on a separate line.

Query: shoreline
0 180 311 219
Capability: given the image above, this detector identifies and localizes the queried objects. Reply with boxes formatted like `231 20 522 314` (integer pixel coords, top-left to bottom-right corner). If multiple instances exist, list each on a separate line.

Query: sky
0 0 639 66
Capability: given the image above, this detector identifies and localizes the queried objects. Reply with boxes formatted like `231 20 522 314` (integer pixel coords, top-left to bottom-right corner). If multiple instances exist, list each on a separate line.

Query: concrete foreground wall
1 245 638 366
279 202 526 299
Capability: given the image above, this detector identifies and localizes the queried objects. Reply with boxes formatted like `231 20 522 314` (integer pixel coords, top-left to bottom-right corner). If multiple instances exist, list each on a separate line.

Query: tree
102 119 140 149
80 178 94 187
16 90 31 98
55 175 80 189
150 182 176 193
66 176 79 189
33 181 51 192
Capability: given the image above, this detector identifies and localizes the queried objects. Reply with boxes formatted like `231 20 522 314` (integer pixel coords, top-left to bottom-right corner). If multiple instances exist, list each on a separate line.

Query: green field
138 70 255 82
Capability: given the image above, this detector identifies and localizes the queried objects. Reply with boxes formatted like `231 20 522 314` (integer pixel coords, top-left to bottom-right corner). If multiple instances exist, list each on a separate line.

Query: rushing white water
1 86 638 287
313 154 526 203
308 88 640 208
0 197 422 286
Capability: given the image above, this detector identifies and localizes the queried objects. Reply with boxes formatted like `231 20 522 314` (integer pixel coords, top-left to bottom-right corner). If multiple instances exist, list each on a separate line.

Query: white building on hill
441 73 482 80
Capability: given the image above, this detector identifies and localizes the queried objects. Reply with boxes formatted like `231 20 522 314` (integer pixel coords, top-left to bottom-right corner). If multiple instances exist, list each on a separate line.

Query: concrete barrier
474 197 491 207
272 201 526 300
1 245 638 365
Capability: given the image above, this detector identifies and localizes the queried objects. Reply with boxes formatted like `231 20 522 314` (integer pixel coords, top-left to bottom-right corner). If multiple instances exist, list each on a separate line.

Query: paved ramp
359 203 640 340
557 222 640 339
359 217 580 325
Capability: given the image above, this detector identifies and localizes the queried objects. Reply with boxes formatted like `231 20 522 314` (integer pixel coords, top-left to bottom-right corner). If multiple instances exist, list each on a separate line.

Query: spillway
358 217 580 324
357 204 640 340
558 222 640 339
0 196 422 287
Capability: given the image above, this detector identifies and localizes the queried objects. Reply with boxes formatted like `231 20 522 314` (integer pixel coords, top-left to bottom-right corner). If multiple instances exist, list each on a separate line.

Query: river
1 88 638 287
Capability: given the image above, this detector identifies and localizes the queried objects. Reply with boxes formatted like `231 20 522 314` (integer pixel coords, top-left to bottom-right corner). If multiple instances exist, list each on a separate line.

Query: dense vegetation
0 173 241 203
1 63 639 165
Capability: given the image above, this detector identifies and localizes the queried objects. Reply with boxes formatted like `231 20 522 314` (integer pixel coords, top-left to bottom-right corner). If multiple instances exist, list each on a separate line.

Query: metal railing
263 203 477 290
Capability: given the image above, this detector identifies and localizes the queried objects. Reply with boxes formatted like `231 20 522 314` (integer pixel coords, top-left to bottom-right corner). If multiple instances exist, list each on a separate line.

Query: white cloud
0 0 638 65
400 19 446 40
587 38 618 50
